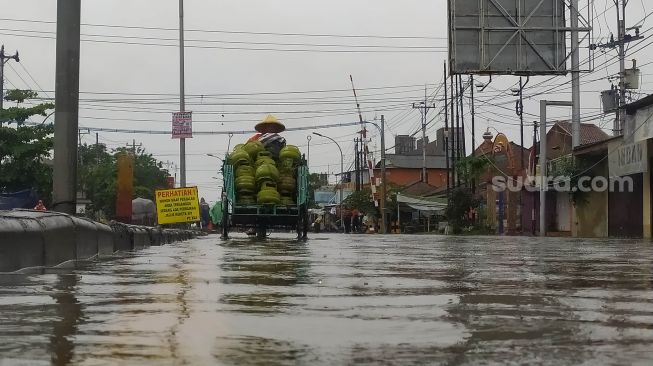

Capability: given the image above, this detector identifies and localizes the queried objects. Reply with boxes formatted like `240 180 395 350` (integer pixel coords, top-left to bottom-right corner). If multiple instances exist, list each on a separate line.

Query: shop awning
397 193 447 214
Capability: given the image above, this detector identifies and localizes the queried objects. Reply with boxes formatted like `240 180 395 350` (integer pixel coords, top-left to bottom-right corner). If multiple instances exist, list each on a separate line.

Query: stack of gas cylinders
229 140 302 205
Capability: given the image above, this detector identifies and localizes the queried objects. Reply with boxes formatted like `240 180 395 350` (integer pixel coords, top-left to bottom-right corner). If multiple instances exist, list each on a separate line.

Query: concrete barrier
111 223 132 252
1 211 77 267
73 217 99 261
0 210 201 272
0 214 44 272
95 222 114 256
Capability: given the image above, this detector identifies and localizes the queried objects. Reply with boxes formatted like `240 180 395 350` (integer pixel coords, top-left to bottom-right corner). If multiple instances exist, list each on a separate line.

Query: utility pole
450 74 456 187
515 76 530 232
179 0 187 187
591 0 642 135
127 139 142 155
412 87 435 183
444 63 451 195
458 75 467 160
354 138 360 191
470 75 476 152
455 76 461 186
380 115 387 234
532 121 538 236
616 0 626 135
571 0 582 147
0 45 19 127
52 0 81 215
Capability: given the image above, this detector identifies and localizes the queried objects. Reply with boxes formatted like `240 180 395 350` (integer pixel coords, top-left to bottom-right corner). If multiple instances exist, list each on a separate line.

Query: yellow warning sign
155 187 200 225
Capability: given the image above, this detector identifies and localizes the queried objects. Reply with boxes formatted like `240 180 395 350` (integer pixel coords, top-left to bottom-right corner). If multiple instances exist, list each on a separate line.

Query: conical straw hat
255 114 286 133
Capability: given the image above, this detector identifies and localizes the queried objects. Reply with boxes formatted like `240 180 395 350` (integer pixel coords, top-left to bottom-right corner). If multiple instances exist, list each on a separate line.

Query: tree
343 188 378 218
549 154 590 205
78 144 170 219
456 155 493 189
1 89 54 125
446 187 481 234
0 90 55 202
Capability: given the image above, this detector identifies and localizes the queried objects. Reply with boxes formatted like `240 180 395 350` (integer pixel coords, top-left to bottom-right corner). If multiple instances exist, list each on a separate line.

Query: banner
155 187 200 225
172 111 193 139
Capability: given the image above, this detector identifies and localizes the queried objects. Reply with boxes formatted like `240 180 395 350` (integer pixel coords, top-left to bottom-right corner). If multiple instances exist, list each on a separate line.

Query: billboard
155 187 200 225
172 111 193 139
449 0 569 75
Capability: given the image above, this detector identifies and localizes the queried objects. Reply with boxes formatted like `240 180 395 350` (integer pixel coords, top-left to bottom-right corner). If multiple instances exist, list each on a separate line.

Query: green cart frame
221 159 310 239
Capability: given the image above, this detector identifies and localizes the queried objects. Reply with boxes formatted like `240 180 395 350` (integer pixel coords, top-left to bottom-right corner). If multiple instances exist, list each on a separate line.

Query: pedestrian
199 197 210 230
343 209 352 233
351 208 360 233
33 200 47 211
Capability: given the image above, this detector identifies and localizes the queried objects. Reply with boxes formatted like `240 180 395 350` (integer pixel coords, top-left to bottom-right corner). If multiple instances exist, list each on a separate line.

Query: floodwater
1 234 653 365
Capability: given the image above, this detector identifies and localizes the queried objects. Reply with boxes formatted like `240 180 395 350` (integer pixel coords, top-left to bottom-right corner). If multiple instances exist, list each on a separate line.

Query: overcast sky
0 0 650 203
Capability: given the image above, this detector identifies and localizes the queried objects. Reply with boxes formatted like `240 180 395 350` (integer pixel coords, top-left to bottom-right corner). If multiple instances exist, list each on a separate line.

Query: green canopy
210 202 223 225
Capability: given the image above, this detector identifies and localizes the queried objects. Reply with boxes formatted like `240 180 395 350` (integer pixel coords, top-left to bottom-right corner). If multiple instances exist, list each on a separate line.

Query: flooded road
1 234 653 365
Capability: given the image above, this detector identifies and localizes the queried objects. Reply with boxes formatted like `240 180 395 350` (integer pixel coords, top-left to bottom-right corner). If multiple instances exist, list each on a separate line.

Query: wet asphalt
0 233 652 365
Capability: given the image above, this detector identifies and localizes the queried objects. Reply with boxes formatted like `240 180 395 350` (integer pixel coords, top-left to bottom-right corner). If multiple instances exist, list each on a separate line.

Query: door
556 192 571 232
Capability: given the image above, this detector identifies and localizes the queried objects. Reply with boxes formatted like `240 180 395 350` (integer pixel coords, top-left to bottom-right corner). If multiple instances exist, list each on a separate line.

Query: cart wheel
221 197 229 239
256 225 267 239
301 205 309 240
296 212 303 240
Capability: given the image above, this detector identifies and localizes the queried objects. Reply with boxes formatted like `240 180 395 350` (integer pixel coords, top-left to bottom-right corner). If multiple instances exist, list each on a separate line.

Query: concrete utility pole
571 0 582 148
0 45 19 127
444 63 451 195
515 76 530 232
412 87 435 183
539 100 573 237
470 75 475 152
179 0 187 187
458 75 466 160
380 115 387 234
617 0 626 135
354 138 360 191
532 120 538 236
52 0 81 215
450 74 456 186
592 0 642 135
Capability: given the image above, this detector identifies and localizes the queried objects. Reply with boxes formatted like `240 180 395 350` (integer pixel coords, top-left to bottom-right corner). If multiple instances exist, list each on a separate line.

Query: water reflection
48 272 82 366
219 238 311 313
0 234 652 365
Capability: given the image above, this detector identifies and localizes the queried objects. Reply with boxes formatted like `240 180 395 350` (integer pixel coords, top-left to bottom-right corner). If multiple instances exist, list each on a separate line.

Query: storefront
621 95 653 238
607 138 648 237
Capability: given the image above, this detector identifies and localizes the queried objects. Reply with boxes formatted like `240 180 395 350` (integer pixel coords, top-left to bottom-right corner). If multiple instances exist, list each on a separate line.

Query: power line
0 17 446 40
0 31 447 53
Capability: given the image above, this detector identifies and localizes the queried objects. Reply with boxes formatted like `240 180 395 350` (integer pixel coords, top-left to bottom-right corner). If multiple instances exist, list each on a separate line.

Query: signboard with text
172 111 193 139
155 187 200 225
609 139 648 177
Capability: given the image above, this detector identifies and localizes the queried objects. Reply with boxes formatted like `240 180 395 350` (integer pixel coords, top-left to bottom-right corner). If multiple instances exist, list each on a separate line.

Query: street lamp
306 135 312 168
206 153 224 162
313 131 344 233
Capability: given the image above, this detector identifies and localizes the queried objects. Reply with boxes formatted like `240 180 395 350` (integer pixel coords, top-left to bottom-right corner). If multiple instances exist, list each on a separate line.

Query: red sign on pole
166 176 175 188
172 111 192 139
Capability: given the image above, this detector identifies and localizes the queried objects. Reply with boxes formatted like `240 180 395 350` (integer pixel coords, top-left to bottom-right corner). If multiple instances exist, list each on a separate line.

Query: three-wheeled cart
221 160 310 239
